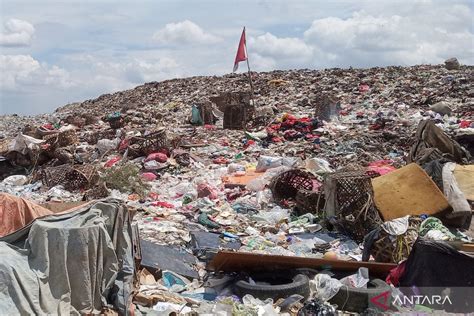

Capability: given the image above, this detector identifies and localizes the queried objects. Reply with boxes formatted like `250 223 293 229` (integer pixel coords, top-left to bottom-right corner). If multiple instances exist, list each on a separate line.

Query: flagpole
243 27 256 107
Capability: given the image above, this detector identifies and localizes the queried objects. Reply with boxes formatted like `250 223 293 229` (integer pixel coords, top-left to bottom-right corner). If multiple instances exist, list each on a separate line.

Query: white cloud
91 57 181 84
153 20 220 45
304 13 407 52
0 18 35 46
0 55 73 90
302 7 474 66
251 32 313 59
249 53 277 72
248 4 474 69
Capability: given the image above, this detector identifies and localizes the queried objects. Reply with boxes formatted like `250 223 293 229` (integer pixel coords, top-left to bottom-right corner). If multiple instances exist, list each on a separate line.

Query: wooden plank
208 251 397 279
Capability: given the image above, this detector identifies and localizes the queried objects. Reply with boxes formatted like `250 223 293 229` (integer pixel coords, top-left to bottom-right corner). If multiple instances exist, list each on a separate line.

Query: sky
0 0 473 115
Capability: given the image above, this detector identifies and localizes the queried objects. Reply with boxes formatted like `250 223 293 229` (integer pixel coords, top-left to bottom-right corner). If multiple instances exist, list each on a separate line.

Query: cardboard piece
222 169 264 188
454 164 474 201
372 163 449 221
208 251 396 279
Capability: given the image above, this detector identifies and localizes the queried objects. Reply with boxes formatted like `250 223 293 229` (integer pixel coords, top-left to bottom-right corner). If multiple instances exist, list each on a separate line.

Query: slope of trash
0 61 473 315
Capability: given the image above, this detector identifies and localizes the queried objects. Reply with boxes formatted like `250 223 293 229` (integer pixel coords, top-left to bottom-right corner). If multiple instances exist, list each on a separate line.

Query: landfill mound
0 62 474 315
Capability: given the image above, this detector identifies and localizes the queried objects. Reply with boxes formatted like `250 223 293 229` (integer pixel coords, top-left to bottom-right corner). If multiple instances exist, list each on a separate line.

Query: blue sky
1 0 473 115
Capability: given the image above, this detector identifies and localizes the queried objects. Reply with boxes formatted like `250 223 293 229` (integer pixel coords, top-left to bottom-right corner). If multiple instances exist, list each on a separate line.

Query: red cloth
105 156 121 167
151 201 174 208
460 120 471 128
367 160 396 175
386 261 406 286
233 27 247 72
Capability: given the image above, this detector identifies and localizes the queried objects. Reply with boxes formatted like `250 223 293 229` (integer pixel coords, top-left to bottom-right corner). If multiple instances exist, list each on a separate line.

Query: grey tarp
0 199 135 315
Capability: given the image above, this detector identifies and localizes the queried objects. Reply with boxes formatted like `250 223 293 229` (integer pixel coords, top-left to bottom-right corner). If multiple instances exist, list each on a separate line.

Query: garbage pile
1 62 473 314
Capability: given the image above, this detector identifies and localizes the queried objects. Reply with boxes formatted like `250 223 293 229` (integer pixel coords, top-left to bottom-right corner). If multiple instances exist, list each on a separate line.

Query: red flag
233 27 247 72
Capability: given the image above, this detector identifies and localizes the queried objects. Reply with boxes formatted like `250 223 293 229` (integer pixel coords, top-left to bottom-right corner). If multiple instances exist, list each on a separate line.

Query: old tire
328 279 390 313
234 273 310 300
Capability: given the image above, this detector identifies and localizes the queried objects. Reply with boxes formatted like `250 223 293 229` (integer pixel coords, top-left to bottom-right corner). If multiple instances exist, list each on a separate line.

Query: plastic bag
310 274 342 301
251 207 289 225
162 270 190 290
305 157 333 174
339 267 369 288
246 177 268 192
9 133 44 155
145 152 168 163
141 172 157 181
256 156 297 172
97 138 120 155
2 175 28 186
242 295 279 316
153 302 192 314
191 105 203 125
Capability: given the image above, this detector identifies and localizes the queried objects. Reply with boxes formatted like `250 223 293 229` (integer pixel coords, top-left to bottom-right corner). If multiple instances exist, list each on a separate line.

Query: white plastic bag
2 175 28 186
339 267 369 288
256 156 297 172
305 157 334 174
310 274 342 301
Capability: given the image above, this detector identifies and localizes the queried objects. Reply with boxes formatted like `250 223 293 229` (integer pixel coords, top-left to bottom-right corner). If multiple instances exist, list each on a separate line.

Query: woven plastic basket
223 103 247 130
128 129 169 157
270 169 315 204
371 217 422 263
83 182 109 200
296 189 325 215
324 170 382 242
41 164 98 191
43 129 78 149
198 102 215 125
314 94 339 121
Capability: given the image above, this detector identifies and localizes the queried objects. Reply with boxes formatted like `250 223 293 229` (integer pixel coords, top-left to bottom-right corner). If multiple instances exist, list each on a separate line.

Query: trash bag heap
1 62 473 314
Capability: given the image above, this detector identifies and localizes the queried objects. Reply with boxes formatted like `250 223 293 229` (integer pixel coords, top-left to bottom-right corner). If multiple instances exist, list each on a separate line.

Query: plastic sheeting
8 133 44 155
442 162 472 228
0 193 52 237
399 238 474 313
0 199 135 315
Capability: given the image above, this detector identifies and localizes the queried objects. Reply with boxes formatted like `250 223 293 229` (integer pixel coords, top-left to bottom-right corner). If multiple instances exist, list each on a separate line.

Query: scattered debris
0 64 473 314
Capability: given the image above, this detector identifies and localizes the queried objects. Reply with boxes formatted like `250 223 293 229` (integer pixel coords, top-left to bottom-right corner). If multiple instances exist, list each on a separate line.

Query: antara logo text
393 295 453 306
370 291 453 311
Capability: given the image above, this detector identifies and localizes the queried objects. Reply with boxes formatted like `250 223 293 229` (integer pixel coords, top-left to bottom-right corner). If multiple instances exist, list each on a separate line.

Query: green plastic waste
191 105 203 125
198 213 220 229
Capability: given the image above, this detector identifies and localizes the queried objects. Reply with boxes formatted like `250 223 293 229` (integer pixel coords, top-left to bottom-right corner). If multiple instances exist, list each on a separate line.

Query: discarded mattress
0 193 52 237
372 163 449 221
0 199 136 315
